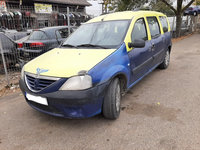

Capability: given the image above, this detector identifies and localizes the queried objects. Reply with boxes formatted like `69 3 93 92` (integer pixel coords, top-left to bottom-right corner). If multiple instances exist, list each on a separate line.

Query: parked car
184 6 200 16
0 32 19 72
18 26 75 64
0 28 31 41
19 11 172 119
15 35 29 51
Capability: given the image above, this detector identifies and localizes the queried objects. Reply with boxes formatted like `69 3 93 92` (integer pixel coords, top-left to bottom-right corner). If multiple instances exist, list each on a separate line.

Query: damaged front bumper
19 79 110 118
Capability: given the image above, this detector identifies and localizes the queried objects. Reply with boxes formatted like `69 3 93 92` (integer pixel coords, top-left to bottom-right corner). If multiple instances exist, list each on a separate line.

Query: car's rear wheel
103 78 121 119
159 50 170 69
194 11 197 16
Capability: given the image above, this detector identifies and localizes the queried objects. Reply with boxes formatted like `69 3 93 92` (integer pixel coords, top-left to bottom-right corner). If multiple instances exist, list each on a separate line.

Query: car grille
25 74 58 92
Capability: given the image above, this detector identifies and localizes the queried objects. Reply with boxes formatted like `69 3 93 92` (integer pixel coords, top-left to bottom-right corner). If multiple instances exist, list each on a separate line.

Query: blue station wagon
19 11 172 119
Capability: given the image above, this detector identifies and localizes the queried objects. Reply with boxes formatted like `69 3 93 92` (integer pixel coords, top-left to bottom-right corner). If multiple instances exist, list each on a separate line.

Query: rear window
29 31 48 40
147 17 161 38
159 16 169 33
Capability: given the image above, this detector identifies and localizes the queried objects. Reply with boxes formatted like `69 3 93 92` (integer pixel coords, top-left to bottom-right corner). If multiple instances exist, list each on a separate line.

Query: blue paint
128 63 160 89
28 97 103 118
88 43 131 87
38 78 67 94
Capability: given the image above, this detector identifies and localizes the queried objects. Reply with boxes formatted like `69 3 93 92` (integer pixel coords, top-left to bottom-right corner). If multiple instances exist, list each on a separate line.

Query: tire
103 78 121 120
194 11 197 16
159 50 170 69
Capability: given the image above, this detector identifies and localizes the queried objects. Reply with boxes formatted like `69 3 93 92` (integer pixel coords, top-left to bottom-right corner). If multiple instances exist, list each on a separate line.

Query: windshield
29 31 48 40
62 20 130 49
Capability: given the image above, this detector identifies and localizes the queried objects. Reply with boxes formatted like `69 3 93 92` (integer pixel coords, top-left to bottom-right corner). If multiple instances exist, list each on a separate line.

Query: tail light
30 42 45 47
17 43 23 48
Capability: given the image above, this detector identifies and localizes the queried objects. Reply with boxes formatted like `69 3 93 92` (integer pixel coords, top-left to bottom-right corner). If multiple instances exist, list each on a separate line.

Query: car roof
37 26 73 32
87 11 166 23
0 32 15 42
33 26 75 39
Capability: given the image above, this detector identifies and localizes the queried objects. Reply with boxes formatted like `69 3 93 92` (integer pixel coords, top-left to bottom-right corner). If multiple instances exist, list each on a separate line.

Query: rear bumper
19 79 110 118
19 49 44 61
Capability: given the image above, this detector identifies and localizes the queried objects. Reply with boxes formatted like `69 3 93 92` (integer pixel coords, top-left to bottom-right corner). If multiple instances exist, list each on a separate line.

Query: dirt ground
0 34 200 150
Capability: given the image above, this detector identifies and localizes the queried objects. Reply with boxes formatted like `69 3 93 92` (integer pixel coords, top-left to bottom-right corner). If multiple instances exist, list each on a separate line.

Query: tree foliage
109 0 146 11
150 0 175 16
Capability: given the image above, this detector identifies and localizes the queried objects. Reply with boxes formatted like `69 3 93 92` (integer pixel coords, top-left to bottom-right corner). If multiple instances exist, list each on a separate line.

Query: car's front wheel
103 78 121 119
159 50 170 69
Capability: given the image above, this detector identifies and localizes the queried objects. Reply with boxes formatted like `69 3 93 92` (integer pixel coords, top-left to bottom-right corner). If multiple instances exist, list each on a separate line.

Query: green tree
150 0 175 16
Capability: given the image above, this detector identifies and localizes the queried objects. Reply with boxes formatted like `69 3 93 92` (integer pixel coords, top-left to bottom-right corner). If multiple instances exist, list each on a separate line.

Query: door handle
151 43 155 51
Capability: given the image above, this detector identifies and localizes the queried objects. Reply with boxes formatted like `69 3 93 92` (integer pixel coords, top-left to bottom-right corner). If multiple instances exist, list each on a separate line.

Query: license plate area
26 93 48 106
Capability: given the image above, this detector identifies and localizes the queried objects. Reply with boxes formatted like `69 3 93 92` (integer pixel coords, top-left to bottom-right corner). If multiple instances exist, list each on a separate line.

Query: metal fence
0 6 91 92
169 15 200 38
0 12 200 91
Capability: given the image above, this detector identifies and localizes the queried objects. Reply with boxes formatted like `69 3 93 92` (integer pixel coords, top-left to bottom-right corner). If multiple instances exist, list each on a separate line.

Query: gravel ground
0 34 200 150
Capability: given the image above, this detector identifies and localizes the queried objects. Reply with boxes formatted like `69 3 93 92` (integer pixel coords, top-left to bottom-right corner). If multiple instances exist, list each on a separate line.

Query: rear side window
131 18 147 42
147 17 161 38
29 31 48 40
159 16 169 33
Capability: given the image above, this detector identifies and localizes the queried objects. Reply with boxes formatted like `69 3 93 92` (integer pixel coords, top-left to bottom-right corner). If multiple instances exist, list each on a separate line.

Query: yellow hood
24 48 115 78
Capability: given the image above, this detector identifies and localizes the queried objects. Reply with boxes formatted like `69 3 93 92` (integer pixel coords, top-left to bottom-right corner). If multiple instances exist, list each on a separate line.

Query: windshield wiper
76 44 108 49
61 44 77 48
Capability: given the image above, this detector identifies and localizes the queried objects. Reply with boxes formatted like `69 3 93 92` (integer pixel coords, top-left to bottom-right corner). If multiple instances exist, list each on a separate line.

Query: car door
128 18 153 83
147 16 164 67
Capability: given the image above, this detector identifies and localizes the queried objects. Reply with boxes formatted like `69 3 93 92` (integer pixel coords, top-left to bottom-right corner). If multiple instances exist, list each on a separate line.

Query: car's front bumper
19 79 110 118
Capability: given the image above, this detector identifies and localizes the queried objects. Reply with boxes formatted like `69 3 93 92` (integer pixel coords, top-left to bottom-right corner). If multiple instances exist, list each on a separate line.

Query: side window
159 16 169 33
56 28 69 39
29 31 48 40
147 17 161 38
131 18 147 42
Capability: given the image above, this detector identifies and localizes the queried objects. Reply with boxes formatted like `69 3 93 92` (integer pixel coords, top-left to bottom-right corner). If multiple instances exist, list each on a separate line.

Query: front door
128 18 153 83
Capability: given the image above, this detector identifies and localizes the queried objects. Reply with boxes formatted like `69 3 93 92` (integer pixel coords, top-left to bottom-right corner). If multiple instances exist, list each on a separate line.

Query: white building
86 0 103 17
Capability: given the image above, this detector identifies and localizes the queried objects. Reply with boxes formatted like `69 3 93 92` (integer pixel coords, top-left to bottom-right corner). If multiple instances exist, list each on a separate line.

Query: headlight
21 66 25 80
59 75 92 90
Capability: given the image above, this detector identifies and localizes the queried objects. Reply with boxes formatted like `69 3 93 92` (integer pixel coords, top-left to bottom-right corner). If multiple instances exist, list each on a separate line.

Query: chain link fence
0 6 91 93
169 15 200 38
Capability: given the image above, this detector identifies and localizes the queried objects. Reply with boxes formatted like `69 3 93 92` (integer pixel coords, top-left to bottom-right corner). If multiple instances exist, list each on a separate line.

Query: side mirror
128 39 145 48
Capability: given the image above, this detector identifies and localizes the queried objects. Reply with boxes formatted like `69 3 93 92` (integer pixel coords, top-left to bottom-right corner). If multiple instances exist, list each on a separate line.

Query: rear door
147 17 165 67
128 18 153 83
159 16 171 55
